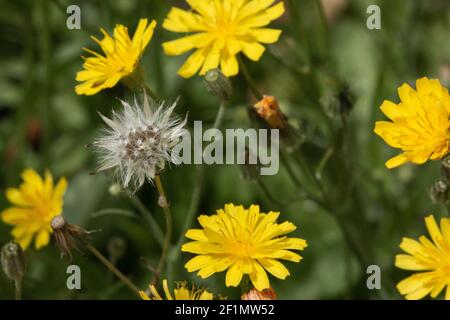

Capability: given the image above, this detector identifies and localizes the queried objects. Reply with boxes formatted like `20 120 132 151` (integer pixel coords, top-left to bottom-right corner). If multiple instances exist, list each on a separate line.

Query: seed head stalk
153 174 173 283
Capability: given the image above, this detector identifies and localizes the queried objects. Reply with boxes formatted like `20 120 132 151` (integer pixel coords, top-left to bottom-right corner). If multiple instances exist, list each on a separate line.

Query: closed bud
241 287 277 300
430 180 449 203
322 85 354 121
1 241 26 282
108 183 123 196
441 155 450 182
203 69 232 101
107 236 127 264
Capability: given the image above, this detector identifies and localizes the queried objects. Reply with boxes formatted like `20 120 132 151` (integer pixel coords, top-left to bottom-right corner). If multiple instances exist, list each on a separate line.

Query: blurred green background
1 0 450 300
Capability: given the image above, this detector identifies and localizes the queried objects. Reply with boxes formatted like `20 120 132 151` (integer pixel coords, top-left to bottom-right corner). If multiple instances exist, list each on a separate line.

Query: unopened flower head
395 215 450 300
1 169 67 250
1 241 26 282
162 0 285 78
75 18 157 95
182 203 307 291
94 95 187 191
374 77 450 169
140 279 214 300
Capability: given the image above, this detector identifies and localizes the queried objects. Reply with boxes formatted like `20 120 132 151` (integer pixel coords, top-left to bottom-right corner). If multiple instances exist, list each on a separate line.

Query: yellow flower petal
250 261 270 291
395 254 428 271
5 188 28 206
241 41 266 61
35 230 50 249
258 258 290 279
225 261 244 287
178 48 208 78
220 50 239 77
385 154 409 169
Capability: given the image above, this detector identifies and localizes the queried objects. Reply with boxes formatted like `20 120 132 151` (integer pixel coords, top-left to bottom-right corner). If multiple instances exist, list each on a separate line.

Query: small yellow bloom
75 18 157 95
374 77 450 169
162 0 285 78
1 169 67 250
182 203 307 291
140 279 214 300
395 215 450 300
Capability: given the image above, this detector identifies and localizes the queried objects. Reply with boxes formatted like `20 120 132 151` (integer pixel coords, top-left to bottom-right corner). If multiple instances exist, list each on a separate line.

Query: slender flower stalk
153 175 173 282
85 243 141 297
237 55 263 100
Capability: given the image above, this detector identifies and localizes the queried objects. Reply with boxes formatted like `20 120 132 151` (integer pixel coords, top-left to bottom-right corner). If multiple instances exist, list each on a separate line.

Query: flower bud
430 180 449 203
241 287 277 300
1 241 26 282
108 183 123 196
51 215 89 261
107 236 127 264
441 155 450 182
203 69 232 101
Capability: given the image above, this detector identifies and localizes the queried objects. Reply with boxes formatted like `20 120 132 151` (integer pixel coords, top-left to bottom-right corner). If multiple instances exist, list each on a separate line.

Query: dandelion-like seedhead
94 95 187 191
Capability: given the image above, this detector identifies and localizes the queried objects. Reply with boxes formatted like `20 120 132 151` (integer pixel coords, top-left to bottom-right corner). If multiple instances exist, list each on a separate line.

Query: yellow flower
75 18 157 96
395 215 450 300
374 77 450 169
162 0 285 78
140 279 214 300
182 203 307 291
1 169 67 250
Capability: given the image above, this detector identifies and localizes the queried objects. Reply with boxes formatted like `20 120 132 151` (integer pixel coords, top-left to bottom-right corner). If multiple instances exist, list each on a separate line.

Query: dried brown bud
51 215 89 261
241 287 277 300
253 95 287 129
1 241 26 282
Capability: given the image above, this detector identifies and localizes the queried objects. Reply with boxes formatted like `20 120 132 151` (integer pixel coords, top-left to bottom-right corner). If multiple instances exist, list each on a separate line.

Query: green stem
153 175 173 282
129 195 164 248
85 242 141 297
237 55 263 100
14 279 22 300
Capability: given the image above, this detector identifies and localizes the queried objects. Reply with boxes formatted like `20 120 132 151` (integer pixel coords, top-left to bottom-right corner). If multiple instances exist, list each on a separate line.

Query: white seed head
93 95 187 191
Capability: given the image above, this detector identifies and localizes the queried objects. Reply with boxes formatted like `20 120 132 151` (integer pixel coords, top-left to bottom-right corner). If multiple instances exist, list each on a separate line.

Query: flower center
122 126 162 164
